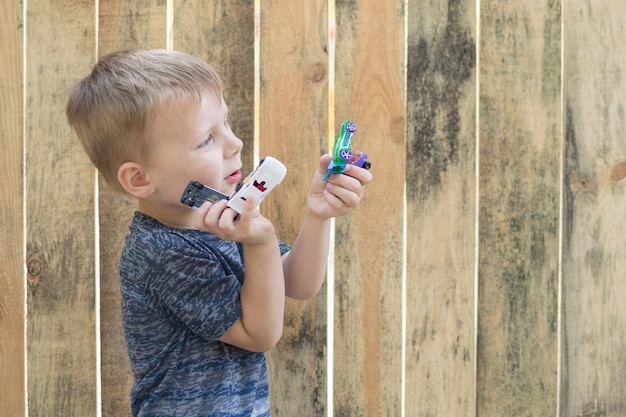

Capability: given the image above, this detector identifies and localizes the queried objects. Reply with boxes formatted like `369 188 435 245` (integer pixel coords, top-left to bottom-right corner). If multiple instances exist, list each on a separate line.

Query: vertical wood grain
405 0 477 415
333 1 405 415
97 1 167 415
174 0 256 173
562 1 626 415
477 1 561 416
7 1 626 415
0 0 25 416
257 1 329 415
25 0 98 415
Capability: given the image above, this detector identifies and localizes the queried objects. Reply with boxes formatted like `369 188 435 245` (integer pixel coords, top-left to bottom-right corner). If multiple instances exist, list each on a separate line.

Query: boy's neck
137 199 196 229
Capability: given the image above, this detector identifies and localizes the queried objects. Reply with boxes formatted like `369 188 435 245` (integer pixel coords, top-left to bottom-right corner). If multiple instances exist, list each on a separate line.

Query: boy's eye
198 135 214 148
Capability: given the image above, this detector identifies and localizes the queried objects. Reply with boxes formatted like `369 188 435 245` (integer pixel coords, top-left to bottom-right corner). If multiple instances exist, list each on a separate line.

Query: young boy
66 49 371 417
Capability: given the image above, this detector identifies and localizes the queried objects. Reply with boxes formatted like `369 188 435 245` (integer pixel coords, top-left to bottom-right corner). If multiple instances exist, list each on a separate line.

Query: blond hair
66 49 223 194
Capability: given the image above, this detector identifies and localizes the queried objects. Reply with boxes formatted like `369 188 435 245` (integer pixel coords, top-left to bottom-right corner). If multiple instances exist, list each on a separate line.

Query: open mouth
226 169 243 183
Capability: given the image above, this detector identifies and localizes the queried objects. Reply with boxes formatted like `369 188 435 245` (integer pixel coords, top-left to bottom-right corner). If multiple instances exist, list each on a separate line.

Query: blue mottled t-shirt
119 212 290 417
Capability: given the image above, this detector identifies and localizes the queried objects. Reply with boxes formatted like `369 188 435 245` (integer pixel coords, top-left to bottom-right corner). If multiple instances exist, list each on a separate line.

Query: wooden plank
561 2 626 415
333 1 405 415
25 0 97 415
174 0 256 173
97 1 167 415
99 0 167 52
0 0 25 416
404 1 477 415
257 1 329 415
477 2 561 416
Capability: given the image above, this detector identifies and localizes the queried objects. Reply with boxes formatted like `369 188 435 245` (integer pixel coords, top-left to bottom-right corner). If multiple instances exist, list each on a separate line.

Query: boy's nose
225 131 244 156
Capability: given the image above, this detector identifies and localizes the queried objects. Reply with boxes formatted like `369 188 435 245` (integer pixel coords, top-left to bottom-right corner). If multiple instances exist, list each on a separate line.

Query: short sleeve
144 247 242 342
236 240 291 259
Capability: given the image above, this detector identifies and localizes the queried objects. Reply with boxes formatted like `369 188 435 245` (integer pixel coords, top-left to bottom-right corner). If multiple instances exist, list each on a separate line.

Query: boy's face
142 91 243 211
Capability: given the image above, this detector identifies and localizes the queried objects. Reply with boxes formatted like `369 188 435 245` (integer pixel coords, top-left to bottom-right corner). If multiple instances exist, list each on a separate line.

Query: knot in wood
306 62 326 83
610 161 626 182
27 255 43 284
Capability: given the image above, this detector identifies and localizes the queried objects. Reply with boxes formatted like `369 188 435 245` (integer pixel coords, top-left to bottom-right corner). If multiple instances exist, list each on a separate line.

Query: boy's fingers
317 154 332 175
200 200 228 225
194 201 212 229
239 197 256 219
217 197 255 228
198 201 212 214
342 164 373 184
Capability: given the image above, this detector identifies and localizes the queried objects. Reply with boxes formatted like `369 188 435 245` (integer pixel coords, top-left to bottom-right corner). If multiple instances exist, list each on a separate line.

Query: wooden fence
1 0 625 416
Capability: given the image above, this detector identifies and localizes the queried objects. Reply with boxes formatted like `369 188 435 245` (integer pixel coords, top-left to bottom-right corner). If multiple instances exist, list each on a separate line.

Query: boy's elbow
221 319 283 352
286 285 321 301
249 328 283 352
289 291 317 301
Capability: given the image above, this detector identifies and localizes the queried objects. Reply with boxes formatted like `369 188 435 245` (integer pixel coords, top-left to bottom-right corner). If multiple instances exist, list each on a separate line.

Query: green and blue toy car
323 120 371 180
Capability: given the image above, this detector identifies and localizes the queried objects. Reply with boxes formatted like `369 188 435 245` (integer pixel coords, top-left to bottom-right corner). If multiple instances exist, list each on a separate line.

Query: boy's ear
117 162 154 198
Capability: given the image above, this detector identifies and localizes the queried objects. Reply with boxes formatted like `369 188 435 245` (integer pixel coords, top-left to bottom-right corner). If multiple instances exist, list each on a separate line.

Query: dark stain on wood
564 103 580 243
406 0 475 201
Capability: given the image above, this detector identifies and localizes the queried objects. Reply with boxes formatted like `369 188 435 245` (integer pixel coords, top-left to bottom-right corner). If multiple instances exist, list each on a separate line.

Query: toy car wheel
340 149 353 162
345 122 357 133
362 161 371 170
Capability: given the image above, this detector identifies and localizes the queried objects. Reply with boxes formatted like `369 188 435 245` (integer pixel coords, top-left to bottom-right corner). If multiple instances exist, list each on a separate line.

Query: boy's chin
222 185 238 197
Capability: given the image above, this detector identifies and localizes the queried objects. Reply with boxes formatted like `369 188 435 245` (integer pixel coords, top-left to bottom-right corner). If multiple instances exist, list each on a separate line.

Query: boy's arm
283 154 372 300
220 239 285 352
282 214 331 299
194 199 285 352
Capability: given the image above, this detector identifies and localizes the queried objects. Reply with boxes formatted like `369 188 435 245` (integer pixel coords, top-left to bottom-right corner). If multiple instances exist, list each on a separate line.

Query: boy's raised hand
194 197 277 245
307 154 373 220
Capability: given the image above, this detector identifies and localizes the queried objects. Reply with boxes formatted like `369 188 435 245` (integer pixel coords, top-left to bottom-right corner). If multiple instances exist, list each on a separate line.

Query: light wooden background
1 1 625 416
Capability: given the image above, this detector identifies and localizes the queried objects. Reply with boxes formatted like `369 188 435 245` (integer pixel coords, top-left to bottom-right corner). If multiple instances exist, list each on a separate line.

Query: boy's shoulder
126 211 225 249
121 211 237 269
122 211 289 263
